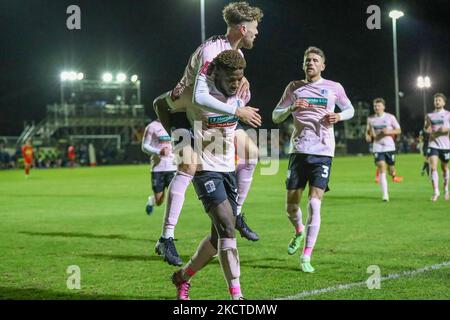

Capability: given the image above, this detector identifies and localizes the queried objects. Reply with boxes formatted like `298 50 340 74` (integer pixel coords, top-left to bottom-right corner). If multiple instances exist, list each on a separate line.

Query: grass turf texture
0 154 448 300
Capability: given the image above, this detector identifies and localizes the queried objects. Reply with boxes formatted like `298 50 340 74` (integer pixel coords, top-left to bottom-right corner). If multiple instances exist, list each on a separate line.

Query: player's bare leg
234 129 259 241
24 163 31 178
173 200 242 300
377 161 389 201
429 156 440 201
301 187 325 273
441 161 449 200
388 165 403 183
172 223 219 300
286 189 305 255
422 156 430 176
375 168 380 183
207 200 243 300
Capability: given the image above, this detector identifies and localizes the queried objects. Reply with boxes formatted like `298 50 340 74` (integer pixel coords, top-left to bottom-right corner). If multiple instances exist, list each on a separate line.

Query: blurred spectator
68 145 76 167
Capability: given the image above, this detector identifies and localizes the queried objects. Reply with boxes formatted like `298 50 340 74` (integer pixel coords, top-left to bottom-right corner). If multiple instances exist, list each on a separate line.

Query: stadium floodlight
77 72 84 81
130 75 138 83
389 10 404 20
116 73 127 83
424 76 431 88
389 9 404 124
102 72 113 82
200 0 205 42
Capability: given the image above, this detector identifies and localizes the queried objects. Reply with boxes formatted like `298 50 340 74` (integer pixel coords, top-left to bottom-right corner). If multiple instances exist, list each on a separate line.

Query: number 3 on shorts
321 165 330 178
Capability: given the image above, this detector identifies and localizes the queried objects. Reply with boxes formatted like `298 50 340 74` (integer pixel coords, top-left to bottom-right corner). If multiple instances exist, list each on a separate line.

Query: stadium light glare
389 10 404 19
102 73 113 82
417 75 431 116
61 71 80 81
417 76 425 89
68 71 78 81
130 75 138 83
60 71 69 81
116 73 127 83
77 72 84 81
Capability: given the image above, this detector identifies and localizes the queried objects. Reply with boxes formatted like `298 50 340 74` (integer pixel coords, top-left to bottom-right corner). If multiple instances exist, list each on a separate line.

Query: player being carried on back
152 1 263 267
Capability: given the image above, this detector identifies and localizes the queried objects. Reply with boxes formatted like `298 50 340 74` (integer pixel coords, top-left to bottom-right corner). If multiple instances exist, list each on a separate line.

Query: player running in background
366 98 403 202
21 139 33 178
419 129 430 176
424 93 450 201
171 50 256 300
272 47 354 273
141 119 177 217
152 1 263 266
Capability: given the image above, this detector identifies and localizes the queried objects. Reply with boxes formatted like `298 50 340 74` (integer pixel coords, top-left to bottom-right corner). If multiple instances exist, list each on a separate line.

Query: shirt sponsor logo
299 97 328 108
158 135 171 142
431 119 444 125
207 115 238 128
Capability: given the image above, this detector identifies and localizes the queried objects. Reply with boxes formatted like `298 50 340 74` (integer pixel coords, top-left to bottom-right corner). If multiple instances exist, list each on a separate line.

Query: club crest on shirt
204 180 216 193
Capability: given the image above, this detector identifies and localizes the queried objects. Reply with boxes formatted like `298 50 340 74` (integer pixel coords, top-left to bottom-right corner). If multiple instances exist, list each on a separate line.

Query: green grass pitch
0 154 449 300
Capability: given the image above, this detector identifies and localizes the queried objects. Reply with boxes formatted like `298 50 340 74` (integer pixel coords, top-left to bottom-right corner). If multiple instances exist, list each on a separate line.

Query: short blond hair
373 98 386 106
434 92 447 103
304 46 326 63
223 2 263 26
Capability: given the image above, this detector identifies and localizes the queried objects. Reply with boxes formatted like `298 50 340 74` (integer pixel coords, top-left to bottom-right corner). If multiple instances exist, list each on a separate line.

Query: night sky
0 0 448 135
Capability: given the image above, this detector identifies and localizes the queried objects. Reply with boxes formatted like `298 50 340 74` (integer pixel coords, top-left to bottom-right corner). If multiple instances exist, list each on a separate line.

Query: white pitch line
275 261 450 300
